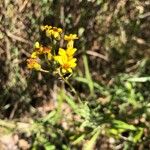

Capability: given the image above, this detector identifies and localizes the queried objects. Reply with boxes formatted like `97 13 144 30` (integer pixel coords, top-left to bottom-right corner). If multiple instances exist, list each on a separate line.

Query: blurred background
0 0 150 149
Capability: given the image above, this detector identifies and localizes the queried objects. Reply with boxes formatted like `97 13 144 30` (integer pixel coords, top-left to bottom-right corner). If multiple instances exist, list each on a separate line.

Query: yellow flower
54 55 77 73
34 42 43 54
54 48 77 73
27 58 41 70
64 34 78 41
64 34 78 48
44 26 62 39
46 29 53 38
31 52 38 58
40 25 52 31
43 47 52 60
34 41 40 49
58 47 77 58
66 47 77 57
51 27 62 39
58 48 66 56
32 42 52 60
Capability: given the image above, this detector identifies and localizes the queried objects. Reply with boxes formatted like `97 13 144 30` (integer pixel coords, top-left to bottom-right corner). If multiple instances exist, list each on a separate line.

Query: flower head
43 47 52 60
46 29 53 38
41 25 62 39
32 42 52 60
54 55 77 73
66 47 77 57
64 34 78 41
34 42 44 54
54 48 77 73
31 52 38 58
34 41 40 49
27 58 41 70
52 27 62 39
64 34 78 48
57 47 77 59
40 25 52 31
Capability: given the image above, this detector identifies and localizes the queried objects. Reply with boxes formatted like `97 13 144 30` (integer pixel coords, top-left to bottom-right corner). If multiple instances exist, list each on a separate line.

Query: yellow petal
57 28 62 33
54 56 63 65
62 68 67 73
58 48 66 56
34 63 41 70
54 56 60 61
64 34 78 41
46 29 53 37
69 58 77 68
70 62 77 68
67 68 72 73
70 58 77 63
34 42 40 49
53 32 59 39
61 54 68 64
66 47 77 56
64 35 69 40
31 52 38 58
40 25 45 31
47 26 52 29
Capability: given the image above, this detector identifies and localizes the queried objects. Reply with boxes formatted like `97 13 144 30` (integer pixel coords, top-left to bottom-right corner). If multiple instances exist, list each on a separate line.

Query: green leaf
133 128 143 143
83 127 100 150
75 76 104 92
128 77 150 82
64 95 78 112
65 95 90 119
83 55 94 95
44 143 55 150
112 120 136 131
72 134 85 145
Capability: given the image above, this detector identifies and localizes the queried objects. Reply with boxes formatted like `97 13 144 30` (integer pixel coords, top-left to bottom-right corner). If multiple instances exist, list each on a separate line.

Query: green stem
59 70 82 103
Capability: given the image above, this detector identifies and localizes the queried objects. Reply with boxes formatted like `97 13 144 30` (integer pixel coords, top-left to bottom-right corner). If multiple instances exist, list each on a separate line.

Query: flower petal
66 47 77 56
54 56 63 65
58 48 66 56
62 68 67 73
31 52 38 58
67 68 72 73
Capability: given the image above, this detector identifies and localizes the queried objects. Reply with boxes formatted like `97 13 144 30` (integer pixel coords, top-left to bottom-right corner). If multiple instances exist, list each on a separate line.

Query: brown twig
86 50 108 62
19 0 29 12
6 30 32 45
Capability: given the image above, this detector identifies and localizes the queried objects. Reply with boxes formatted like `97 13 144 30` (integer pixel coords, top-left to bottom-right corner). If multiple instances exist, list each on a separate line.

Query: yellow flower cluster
31 42 52 60
54 34 78 73
27 42 52 71
27 25 78 75
41 25 62 39
54 47 77 73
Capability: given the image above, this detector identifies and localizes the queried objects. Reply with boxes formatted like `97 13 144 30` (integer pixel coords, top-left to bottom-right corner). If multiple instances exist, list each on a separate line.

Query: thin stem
40 69 49 73
59 70 82 103
44 54 50 65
